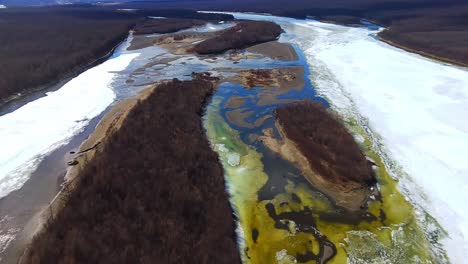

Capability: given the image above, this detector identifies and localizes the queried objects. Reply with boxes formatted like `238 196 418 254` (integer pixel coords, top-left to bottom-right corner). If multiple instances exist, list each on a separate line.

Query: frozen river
222 12 468 263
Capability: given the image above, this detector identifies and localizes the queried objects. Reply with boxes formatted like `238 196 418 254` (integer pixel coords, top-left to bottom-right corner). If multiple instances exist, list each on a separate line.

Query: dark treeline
276 101 375 186
24 79 241 264
375 5 468 66
0 8 136 103
134 9 234 21
193 20 282 54
0 6 233 104
133 18 205 35
120 0 468 65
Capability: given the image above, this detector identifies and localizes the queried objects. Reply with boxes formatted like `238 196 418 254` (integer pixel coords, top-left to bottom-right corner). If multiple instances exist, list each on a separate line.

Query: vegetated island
260 101 377 212
129 20 283 56
133 18 206 35
193 20 282 54
22 79 241 263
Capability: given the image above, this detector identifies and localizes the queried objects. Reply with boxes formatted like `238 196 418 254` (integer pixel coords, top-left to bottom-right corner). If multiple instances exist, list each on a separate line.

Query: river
1 13 466 263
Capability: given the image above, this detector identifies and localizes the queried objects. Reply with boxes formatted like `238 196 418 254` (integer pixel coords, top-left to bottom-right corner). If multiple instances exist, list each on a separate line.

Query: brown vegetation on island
193 21 282 54
276 101 375 186
23 79 240 264
133 9 234 22
261 101 376 211
133 18 206 35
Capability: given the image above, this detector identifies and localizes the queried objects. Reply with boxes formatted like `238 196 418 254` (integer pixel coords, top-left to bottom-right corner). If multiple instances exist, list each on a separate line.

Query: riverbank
16 85 155 263
378 34 468 68
22 79 241 263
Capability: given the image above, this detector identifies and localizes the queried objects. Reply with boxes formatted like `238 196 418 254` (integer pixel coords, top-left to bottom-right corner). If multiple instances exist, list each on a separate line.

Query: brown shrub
24 79 240 264
0 8 137 103
276 101 375 185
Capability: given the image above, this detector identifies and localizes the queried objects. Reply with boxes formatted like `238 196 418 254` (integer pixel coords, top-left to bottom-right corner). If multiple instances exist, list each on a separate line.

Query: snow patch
0 53 139 199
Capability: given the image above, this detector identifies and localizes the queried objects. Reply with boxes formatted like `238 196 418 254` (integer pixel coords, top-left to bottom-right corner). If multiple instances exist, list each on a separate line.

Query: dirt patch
128 29 223 54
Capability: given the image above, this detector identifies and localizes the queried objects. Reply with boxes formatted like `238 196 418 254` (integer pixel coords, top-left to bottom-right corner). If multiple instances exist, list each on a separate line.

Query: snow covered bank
226 12 468 263
0 53 139 199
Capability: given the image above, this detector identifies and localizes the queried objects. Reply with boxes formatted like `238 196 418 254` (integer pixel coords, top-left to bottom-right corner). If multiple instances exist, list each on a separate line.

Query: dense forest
0 8 136 103
133 18 205 35
24 79 240 263
193 20 282 54
276 101 376 186
134 9 234 21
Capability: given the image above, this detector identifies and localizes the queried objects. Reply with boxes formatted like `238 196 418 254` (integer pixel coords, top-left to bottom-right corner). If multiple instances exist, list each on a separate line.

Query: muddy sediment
221 67 305 129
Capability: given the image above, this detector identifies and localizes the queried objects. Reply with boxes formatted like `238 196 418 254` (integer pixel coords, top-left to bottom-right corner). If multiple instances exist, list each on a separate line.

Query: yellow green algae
204 95 442 263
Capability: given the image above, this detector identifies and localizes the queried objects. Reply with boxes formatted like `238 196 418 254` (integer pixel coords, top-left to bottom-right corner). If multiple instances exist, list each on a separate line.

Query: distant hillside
1 0 466 65
115 0 468 66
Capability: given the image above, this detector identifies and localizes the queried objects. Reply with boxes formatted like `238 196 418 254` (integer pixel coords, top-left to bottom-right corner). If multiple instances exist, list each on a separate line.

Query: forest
193 20 282 54
276 101 376 186
0 7 137 103
24 79 240 264
121 0 468 66
133 18 205 35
